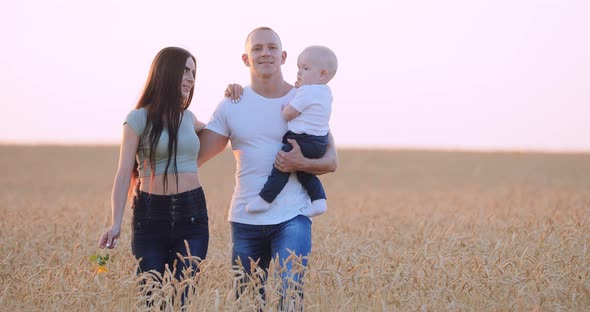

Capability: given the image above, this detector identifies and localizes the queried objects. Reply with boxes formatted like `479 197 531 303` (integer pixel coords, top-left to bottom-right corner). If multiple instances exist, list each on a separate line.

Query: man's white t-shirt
206 86 310 225
288 84 332 136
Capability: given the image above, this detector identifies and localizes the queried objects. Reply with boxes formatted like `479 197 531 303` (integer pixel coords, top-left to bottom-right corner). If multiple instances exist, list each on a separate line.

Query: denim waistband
138 187 204 201
133 187 206 219
284 131 329 141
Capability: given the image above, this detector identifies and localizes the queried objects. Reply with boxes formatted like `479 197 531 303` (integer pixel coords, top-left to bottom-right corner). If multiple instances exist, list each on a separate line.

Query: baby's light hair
302 45 338 82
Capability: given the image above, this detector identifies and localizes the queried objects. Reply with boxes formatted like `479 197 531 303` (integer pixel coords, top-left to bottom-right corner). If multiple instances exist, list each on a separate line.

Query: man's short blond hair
245 27 282 50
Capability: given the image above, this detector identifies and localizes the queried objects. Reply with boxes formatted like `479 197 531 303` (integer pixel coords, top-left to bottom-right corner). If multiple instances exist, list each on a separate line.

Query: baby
246 45 338 217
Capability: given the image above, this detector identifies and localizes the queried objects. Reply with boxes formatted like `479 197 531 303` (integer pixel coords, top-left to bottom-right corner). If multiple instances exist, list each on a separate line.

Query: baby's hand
224 83 244 103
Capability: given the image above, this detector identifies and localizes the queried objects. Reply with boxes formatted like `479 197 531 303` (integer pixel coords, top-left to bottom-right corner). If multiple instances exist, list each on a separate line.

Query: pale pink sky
1 0 589 151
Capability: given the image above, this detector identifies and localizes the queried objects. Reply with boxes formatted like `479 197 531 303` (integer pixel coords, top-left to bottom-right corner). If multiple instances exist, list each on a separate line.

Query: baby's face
296 50 325 86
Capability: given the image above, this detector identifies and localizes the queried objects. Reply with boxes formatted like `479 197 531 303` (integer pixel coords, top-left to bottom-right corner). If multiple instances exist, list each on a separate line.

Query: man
197 27 337 308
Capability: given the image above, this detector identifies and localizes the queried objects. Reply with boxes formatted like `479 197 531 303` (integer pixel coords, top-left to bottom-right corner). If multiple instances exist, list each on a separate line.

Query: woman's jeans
131 187 209 281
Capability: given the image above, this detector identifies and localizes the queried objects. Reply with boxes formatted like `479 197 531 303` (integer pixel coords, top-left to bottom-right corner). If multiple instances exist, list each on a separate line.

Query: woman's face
181 57 196 100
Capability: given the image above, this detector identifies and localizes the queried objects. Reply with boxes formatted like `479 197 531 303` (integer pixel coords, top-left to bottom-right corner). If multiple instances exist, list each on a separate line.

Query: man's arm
274 132 338 175
192 113 206 133
197 129 229 167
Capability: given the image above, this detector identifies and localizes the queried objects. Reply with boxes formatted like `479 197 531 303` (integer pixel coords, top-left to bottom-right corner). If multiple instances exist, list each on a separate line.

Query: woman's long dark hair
129 47 196 196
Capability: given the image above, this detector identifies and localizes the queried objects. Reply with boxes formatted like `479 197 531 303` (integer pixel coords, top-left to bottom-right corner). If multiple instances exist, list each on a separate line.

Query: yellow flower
89 253 110 266
90 252 110 274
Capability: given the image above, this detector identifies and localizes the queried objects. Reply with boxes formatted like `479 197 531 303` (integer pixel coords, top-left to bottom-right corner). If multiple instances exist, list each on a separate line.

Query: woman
98 47 208 283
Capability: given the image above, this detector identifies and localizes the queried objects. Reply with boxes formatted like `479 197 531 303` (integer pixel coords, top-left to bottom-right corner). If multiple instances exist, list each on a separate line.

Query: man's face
243 29 285 78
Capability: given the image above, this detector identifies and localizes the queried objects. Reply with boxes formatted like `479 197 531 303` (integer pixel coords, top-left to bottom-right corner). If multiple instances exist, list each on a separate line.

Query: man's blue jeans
231 214 312 304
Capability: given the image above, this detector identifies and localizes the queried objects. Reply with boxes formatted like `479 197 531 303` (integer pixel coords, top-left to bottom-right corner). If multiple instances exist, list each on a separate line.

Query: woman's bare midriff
139 172 201 195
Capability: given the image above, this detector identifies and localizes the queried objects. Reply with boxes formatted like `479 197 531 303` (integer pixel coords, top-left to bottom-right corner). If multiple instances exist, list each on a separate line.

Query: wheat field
0 145 589 311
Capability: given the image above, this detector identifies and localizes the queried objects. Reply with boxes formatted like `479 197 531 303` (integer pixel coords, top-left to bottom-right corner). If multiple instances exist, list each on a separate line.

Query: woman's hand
224 83 244 103
98 226 121 249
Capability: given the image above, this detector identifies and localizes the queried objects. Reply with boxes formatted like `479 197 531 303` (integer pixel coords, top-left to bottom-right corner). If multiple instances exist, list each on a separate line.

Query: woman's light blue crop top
124 108 199 177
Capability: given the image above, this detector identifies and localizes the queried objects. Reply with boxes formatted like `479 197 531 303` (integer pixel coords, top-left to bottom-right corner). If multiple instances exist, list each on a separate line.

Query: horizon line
1 141 589 155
